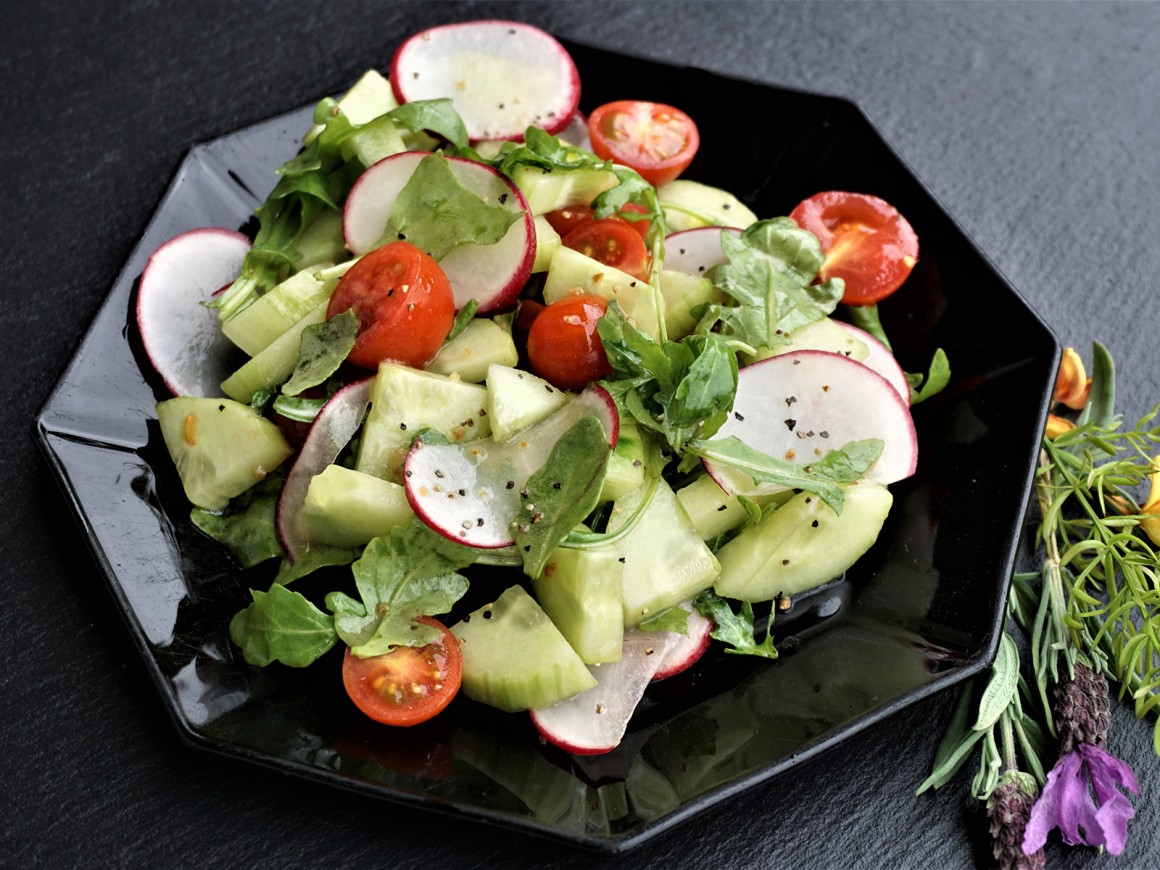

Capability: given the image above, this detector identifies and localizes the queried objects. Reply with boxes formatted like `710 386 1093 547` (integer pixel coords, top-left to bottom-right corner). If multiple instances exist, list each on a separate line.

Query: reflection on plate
35 41 1058 852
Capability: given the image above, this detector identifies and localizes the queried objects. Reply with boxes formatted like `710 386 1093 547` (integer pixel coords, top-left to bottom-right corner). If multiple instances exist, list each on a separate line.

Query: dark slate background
6 1 1159 866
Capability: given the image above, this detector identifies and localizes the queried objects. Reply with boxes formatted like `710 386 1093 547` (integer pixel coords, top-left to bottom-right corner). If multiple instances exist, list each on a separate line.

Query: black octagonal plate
36 41 1058 852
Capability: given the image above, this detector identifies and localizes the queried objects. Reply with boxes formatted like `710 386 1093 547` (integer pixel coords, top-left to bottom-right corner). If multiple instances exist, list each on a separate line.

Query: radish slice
530 629 681 755
834 321 911 406
705 349 918 494
343 151 534 313
390 21 580 142
135 228 249 397
275 378 373 564
663 226 740 276
651 605 713 681
404 386 617 548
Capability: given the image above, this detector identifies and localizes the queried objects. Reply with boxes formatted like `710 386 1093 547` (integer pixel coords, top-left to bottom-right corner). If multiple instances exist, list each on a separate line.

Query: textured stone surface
5 1 1159 866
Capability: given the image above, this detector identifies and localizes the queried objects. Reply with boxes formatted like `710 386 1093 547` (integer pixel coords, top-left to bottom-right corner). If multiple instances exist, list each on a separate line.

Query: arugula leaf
637 606 691 635
271 393 328 423
598 303 738 452
693 590 777 659
386 99 469 149
684 436 883 513
190 474 283 568
282 310 357 396
845 303 892 351
699 220 844 352
229 584 338 667
273 544 360 585
330 520 476 657
513 416 612 577
907 347 951 405
381 154 523 259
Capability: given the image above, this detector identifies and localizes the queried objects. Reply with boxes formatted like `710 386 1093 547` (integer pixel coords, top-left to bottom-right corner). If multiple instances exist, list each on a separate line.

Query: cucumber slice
543 246 660 340
300 464 413 548
426 318 519 383
221 266 334 357
598 418 645 503
658 269 718 341
156 397 293 510
511 164 617 215
609 479 720 627
714 483 893 601
303 68 398 145
533 546 625 664
532 215 562 272
657 179 758 232
484 363 570 442
356 363 491 481
452 585 597 712
740 316 869 366
675 474 749 541
220 301 329 404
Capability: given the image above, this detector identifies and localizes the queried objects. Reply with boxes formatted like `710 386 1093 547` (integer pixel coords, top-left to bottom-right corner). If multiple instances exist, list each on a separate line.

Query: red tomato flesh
526 294 613 391
545 203 650 241
326 241 455 369
789 191 919 306
562 218 650 280
342 617 462 727
588 100 699 187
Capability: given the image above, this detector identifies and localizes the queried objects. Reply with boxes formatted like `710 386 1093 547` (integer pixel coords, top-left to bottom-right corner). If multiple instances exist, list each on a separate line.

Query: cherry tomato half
588 100 699 187
526 294 613 391
326 241 455 369
562 218 650 280
789 191 919 306
545 203 650 241
341 617 462 727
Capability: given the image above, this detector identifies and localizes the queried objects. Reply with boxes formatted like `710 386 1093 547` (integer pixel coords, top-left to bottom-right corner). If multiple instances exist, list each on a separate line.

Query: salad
138 20 947 755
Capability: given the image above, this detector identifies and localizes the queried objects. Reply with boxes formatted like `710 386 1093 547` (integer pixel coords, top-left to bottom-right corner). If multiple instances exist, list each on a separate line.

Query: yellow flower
1140 456 1160 546
1045 413 1075 440
1054 348 1091 411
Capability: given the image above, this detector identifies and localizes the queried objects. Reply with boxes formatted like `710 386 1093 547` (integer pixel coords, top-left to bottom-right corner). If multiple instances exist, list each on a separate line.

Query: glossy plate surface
35 42 1058 852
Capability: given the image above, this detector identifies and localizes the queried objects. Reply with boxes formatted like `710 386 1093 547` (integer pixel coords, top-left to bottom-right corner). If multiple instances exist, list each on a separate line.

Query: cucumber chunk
741 316 869 366
303 68 398 145
220 301 329 404
533 546 625 664
543 246 660 340
598 418 645 502
452 585 597 712
300 464 413 548
609 479 721 627
659 269 718 341
156 397 293 510
511 164 618 215
714 484 893 601
426 318 519 383
484 364 569 442
532 215 562 273
221 267 334 357
356 363 491 481
675 474 750 541
658 179 758 232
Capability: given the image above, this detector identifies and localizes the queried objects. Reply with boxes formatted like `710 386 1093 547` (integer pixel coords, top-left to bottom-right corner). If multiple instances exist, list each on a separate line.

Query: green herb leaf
693 590 777 659
1076 340 1116 428
514 415 612 577
229 584 337 667
907 348 951 405
445 299 480 343
845 304 892 351
917 679 987 793
684 436 883 513
972 633 1019 731
190 474 283 568
382 154 523 260
282 310 358 396
387 99 469 149
273 544 360 585
637 606 691 635
330 520 476 656
701 220 843 351
271 394 328 423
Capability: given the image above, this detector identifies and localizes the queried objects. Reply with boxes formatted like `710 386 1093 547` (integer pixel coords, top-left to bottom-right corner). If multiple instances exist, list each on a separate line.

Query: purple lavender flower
1022 743 1139 856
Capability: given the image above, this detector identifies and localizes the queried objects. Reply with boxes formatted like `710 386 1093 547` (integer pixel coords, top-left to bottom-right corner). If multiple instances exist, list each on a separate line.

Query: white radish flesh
705 349 918 495
530 629 680 755
275 378 373 564
663 226 740 277
390 21 580 142
342 151 534 313
404 387 618 548
136 228 249 397
834 321 911 406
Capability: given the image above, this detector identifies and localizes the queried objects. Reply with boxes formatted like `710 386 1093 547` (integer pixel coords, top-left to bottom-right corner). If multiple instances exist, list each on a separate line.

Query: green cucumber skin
610 479 721 627
452 585 596 712
156 397 293 511
715 484 893 602
511 165 618 215
533 547 625 664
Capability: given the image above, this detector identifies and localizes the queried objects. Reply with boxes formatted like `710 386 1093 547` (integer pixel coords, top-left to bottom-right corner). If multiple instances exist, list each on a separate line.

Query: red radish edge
275 378 374 564
390 20 580 143
833 320 911 406
704 349 918 495
651 606 713 681
136 227 250 397
342 151 535 313
404 385 618 549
